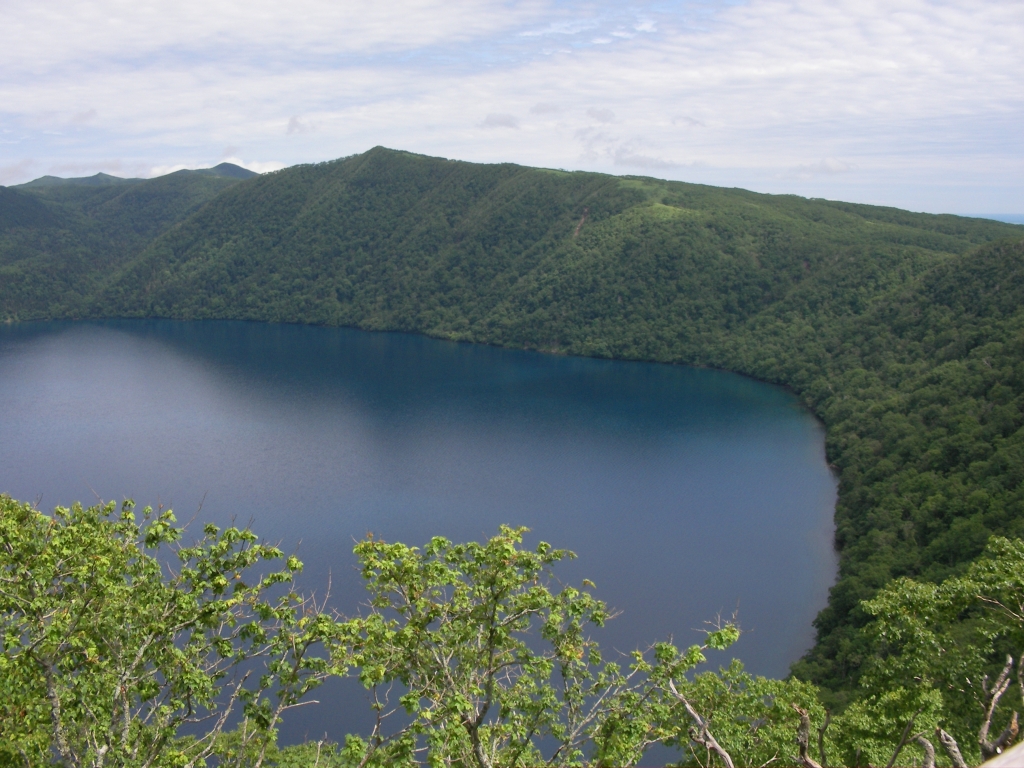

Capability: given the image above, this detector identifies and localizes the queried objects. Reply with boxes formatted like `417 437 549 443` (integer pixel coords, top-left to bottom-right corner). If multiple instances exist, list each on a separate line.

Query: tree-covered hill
17 171 143 189
0 164 254 317
2 146 1023 705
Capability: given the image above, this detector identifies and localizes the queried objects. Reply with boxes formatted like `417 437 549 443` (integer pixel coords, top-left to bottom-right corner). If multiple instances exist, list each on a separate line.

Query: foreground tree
0 494 341 768
10 491 1024 767
660 660 826 768
844 536 1024 766
335 525 746 768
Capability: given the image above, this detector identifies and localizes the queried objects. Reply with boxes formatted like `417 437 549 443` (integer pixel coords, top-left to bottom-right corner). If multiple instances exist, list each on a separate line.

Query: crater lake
0 319 837 743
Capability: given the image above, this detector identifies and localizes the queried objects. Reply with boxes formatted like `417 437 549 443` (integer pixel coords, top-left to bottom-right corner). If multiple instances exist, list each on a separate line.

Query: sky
1 0 1022 215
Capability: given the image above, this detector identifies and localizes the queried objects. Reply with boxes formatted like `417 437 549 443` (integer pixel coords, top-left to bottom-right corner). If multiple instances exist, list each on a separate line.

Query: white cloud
530 102 561 114
613 148 679 170
71 109 98 124
1 159 36 186
148 163 192 177
46 159 136 177
520 18 600 37
0 0 1021 211
789 158 853 177
673 115 705 128
0 0 549 75
480 113 520 129
287 116 315 135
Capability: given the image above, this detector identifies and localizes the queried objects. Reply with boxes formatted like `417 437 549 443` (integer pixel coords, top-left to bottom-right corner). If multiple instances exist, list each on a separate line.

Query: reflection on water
0 319 836 744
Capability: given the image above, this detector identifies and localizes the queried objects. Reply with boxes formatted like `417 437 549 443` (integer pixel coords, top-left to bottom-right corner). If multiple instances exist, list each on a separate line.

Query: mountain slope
2 147 1024 701
96 148 1017 340
0 187 60 231
0 167 255 316
17 171 143 188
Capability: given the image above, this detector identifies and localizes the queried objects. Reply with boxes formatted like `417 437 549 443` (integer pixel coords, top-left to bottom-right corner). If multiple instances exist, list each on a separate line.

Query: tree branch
816 709 831 767
791 706 823 768
937 728 968 768
44 664 76 768
980 655 1020 759
668 679 735 768
914 733 935 768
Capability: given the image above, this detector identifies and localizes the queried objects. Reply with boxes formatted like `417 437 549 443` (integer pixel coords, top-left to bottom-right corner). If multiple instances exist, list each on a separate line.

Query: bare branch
981 657 1015 742
980 655 1020 759
914 733 935 768
1019 654 1024 712
791 706 823 768
816 709 831 767
668 679 735 768
41 656 76 768
988 711 1019 759
937 728 968 768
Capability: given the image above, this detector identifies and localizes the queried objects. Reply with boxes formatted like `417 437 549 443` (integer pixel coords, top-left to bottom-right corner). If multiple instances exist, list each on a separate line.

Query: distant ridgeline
3 147 1024 703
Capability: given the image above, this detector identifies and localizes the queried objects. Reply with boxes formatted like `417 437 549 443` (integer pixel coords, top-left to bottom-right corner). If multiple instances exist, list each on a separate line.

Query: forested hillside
2 147 1023 706
0 163 253 317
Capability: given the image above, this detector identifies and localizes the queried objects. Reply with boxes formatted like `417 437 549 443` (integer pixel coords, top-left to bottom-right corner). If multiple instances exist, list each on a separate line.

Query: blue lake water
0 319 836 744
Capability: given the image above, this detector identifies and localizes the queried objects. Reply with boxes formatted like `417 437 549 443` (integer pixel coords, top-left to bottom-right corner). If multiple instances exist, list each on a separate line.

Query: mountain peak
195 163 258 179
17 172 141 188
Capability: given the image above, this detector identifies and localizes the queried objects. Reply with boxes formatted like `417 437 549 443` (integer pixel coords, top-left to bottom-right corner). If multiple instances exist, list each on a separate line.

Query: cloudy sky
1 0 1021 214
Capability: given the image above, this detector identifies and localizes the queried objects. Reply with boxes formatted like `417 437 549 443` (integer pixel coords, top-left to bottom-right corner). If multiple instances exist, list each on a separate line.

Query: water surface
0 320 836 743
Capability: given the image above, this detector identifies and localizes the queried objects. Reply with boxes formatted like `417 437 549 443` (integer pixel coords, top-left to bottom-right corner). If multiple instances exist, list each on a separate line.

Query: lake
0 319 836 744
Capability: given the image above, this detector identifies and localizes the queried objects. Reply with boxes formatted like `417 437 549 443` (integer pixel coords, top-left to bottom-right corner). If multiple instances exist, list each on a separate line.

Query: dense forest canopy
4 147 1024 759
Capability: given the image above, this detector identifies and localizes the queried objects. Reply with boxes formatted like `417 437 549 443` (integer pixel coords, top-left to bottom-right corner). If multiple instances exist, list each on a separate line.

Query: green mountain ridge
13 162 256 189
17 171 144 188
0 164 256 317
2 146 1024 704
193 162 259 179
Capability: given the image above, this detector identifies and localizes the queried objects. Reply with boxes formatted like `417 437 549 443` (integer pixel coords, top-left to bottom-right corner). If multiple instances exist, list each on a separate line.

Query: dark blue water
0 319 836 745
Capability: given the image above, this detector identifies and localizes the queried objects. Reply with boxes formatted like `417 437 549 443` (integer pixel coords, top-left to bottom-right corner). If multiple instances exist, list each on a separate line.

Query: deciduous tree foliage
336 525 744 768
847 536 1024 766
14 496 1024 766
2 498 808 767
0 495 341 768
